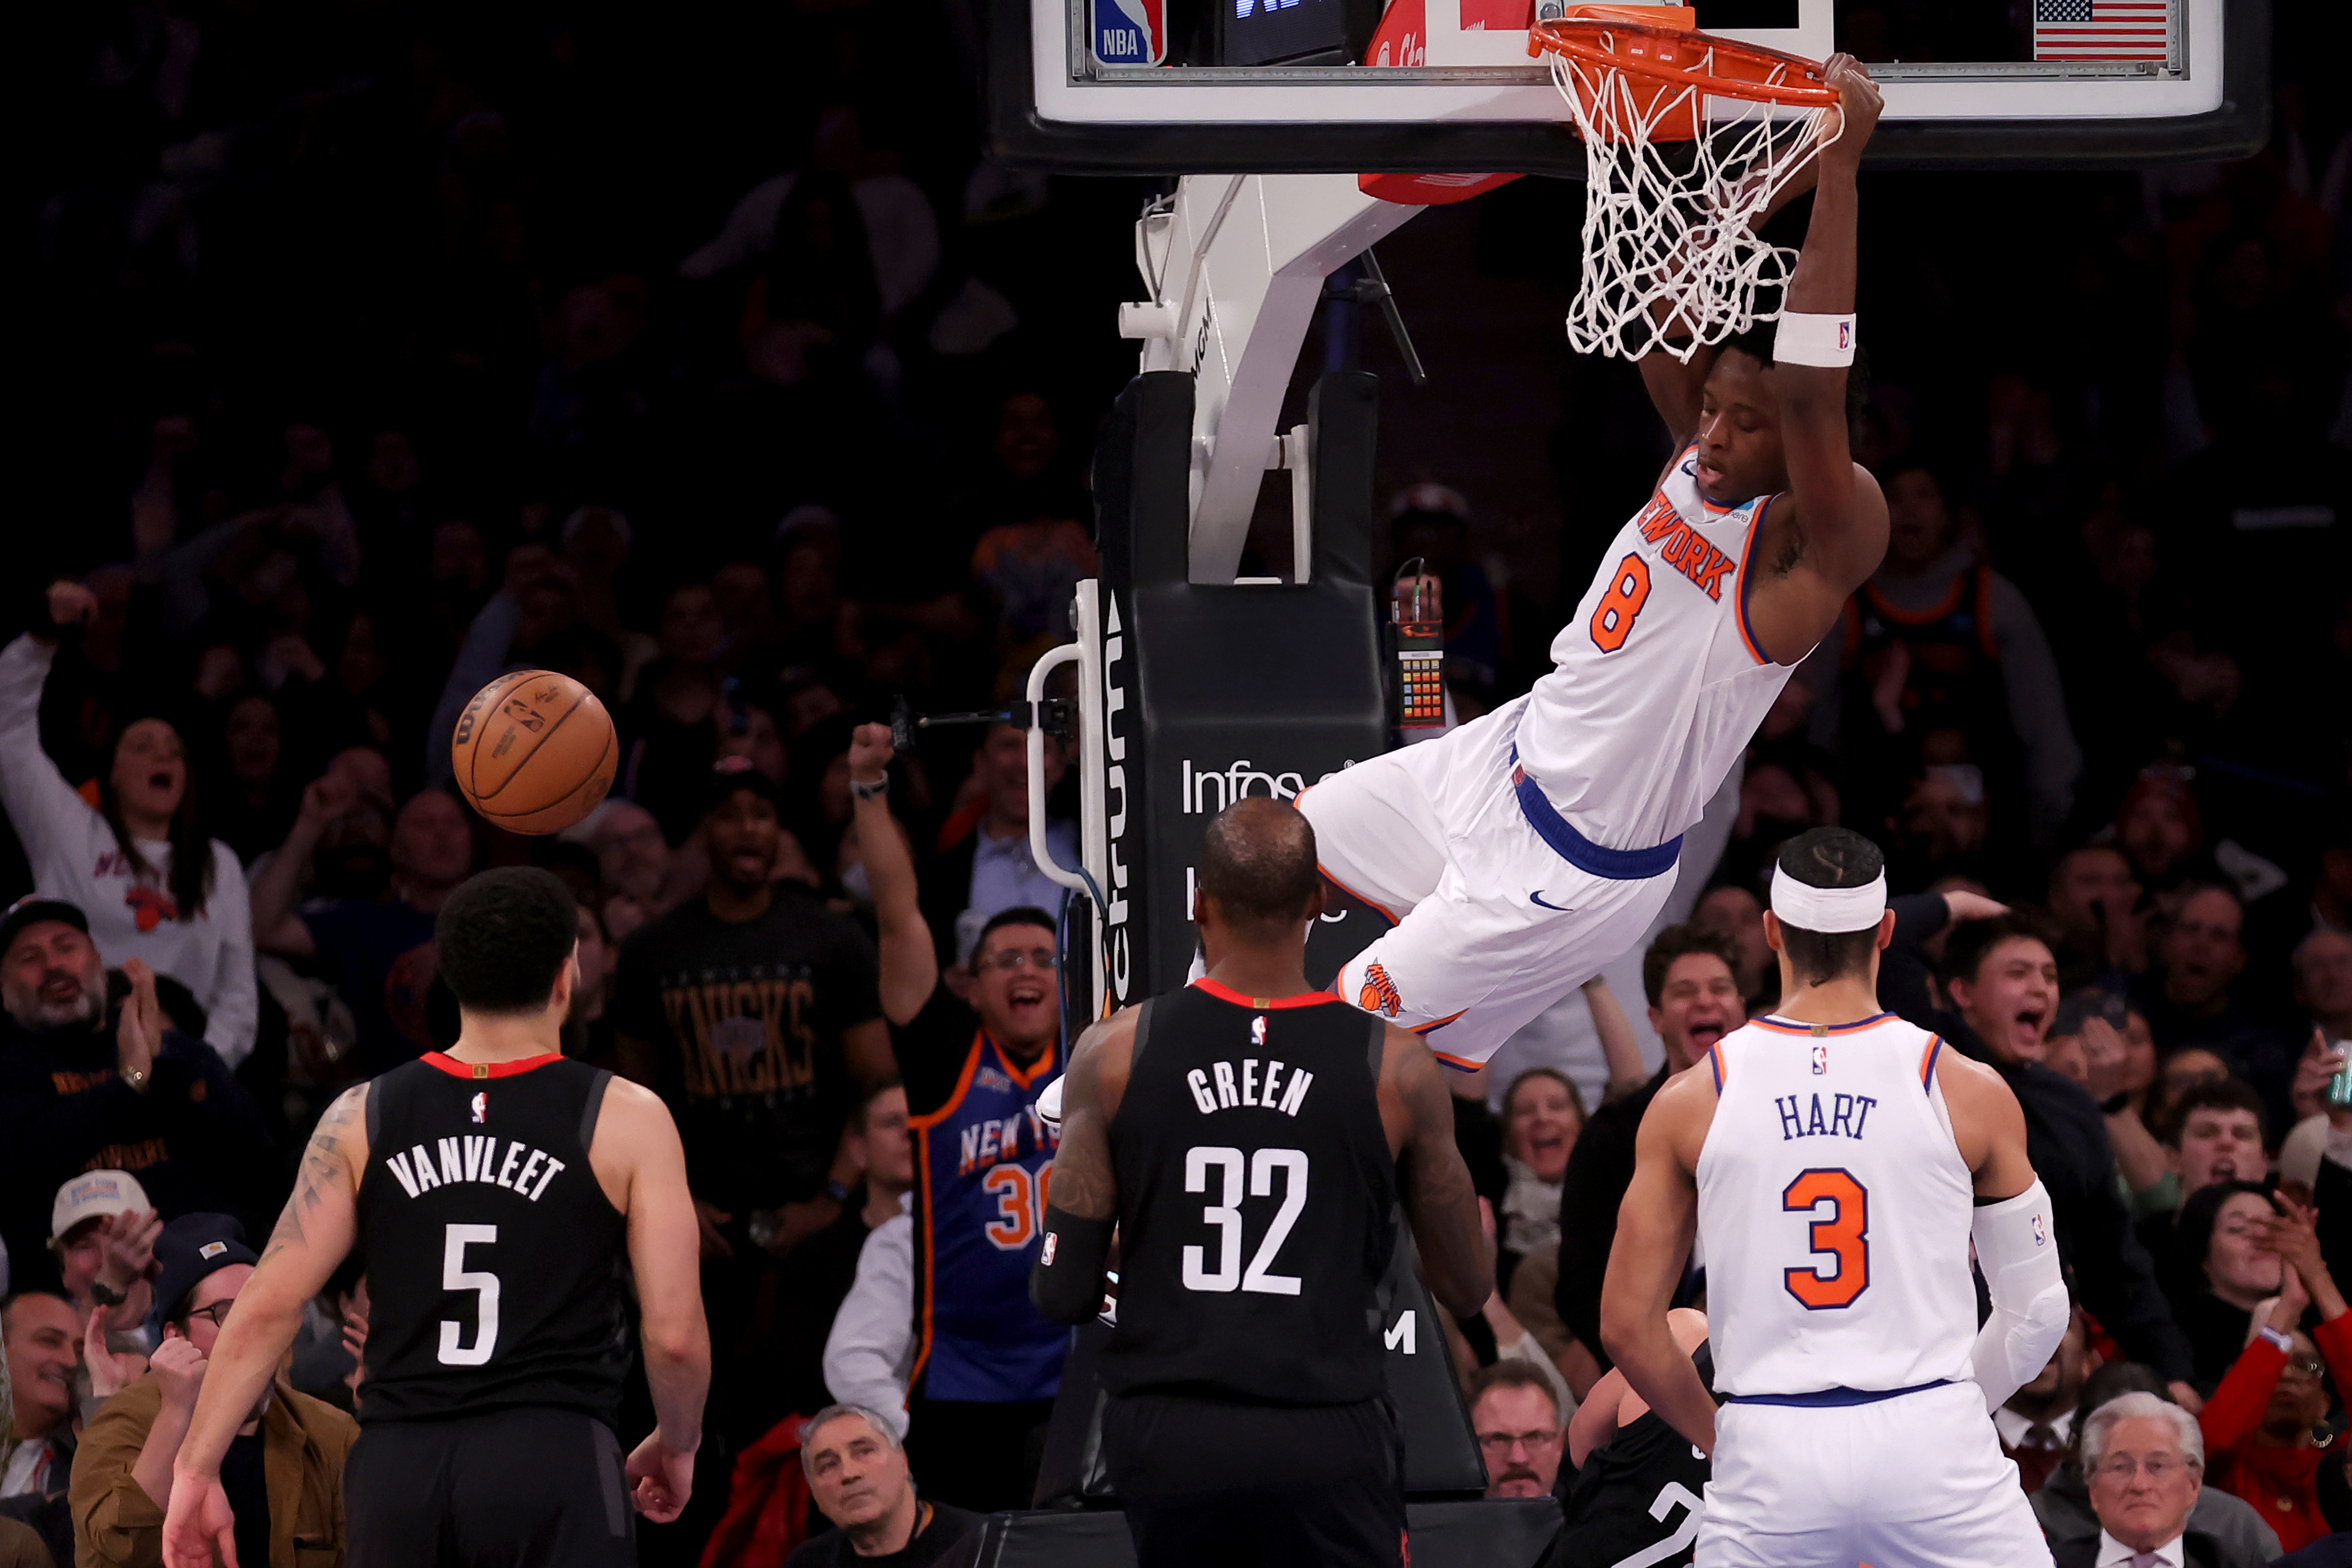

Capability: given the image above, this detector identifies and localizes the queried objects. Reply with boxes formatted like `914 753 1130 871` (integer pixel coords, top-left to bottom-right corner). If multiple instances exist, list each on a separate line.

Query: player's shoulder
589 1071 678 1147
1929 1041 2026 1122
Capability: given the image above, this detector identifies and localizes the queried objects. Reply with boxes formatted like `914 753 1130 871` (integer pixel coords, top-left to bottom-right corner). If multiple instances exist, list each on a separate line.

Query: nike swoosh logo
1530 891 1573 911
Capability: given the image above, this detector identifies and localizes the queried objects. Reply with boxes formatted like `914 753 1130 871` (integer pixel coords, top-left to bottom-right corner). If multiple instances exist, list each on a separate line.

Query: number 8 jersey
1694 1014 1978 1399
356 1052 631 1427
1100 980 1398 1406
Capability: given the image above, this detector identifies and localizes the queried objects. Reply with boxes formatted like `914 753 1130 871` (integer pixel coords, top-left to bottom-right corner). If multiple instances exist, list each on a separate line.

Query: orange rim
1528 18 1839 111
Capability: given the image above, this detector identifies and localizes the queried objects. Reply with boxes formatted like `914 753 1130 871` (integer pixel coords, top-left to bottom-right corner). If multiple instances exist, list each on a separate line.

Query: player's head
1762 828 1893 998
1640 924 1744 1073
1696 327 1867 510
435 867 580 1021
970 907 1059 1054
1194 798 1324 958
1943 912 2061 1067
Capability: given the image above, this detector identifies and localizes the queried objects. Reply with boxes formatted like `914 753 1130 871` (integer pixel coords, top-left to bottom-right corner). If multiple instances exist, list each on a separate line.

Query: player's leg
1854 1383 2056 1568
1297 693 1540 924
1330 838 1677 1071
343 1420 459 1568
444 1406 636 1568
1103 1394 1404 1568
1693 1403 1865 1568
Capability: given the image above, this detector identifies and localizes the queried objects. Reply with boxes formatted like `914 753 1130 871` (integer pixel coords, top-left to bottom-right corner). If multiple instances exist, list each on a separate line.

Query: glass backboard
988 0 2267 174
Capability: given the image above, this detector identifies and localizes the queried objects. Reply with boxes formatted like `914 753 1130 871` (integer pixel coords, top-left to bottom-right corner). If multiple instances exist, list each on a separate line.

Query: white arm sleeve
824 1212 916 1436
1969 1179 2069 1413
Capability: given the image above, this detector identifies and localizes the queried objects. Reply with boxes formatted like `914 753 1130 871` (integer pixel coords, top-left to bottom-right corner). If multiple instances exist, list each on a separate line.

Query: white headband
1770 866 1888 934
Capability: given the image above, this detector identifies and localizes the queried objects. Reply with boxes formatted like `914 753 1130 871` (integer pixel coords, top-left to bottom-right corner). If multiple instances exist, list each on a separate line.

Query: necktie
2130 1554 2161 1568
2024 1423 2058 1450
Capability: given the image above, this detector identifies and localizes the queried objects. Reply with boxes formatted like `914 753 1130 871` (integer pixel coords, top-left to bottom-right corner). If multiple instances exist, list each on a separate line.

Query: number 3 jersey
909 1030 1067 1404
1100 980 1397 1406
356 1053 631 1428
1694 1014 1978 1399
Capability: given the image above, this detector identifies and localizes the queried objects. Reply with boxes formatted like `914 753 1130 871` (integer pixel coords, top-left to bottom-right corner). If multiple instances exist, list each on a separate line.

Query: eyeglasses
978 949 1058 973
2278 1357 2328 1381
181 1300 235 1330
2093 1454 2188 1484
1477 1430 1561 1455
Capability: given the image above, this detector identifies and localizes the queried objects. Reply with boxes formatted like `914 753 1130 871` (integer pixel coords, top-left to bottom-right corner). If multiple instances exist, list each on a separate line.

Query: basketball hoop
1530 8 1840 362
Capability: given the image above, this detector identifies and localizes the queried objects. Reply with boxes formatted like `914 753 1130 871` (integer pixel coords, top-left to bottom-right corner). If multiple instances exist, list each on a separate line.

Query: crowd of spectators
5 0 2351 1563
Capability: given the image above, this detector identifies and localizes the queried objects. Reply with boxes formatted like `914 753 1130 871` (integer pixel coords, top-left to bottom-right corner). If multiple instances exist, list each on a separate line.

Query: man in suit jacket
2052 1392 2266 1568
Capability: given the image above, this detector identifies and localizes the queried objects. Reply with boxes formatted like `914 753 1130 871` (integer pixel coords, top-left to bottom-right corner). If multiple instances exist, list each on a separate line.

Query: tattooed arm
162 1083 367 1568
1381 1026 1492 1317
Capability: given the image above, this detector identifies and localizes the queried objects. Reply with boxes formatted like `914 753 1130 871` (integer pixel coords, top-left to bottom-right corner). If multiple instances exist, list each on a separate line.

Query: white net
1546 37 1837 362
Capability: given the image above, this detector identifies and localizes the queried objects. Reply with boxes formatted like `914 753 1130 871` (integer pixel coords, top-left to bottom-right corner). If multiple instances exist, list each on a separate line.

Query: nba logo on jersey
1252 1016 1267 1046
469 1091 487 1124
2032 1212 2047 1247
1093 0 1165 65
1811 1044 1828 1075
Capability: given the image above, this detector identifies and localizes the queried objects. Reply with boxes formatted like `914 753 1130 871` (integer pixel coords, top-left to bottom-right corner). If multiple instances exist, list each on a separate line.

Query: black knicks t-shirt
612 888 882 1209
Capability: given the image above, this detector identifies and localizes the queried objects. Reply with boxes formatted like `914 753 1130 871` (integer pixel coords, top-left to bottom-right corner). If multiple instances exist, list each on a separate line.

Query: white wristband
1773 311 1856 367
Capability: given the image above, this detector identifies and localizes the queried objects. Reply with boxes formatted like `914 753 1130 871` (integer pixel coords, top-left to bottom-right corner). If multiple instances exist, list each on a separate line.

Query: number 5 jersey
1694 1013 1978 1399
356 1052 632 1427
1100 980 1398 1406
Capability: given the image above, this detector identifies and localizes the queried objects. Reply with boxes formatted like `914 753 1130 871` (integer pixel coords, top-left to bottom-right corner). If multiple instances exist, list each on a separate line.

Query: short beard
6 985 103 1034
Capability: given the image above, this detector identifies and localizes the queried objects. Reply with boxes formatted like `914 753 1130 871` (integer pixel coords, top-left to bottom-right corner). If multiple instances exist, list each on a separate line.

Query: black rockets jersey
357 1052 631 1428
1100 979 1397 1406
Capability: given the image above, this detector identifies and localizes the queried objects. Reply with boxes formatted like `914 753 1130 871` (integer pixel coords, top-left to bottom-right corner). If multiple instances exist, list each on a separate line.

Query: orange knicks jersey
1513 442 1796 851
1694 1013 1980 1399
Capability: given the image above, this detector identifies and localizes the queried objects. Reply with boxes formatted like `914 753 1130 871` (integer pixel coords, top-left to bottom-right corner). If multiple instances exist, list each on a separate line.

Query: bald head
1197 798 1321 938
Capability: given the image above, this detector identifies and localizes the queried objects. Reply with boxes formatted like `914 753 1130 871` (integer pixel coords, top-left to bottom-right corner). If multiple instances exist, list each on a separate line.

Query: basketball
449 670 617 835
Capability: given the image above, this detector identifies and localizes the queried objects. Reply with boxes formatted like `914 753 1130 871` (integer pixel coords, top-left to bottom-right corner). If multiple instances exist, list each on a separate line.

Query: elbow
640 1319 708 1374
1432 1262 1491 1323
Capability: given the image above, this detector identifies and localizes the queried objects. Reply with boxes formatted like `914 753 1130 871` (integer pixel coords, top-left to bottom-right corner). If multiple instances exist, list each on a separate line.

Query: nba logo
1838 322 1852 350
1094 0 1165 65
2032 1212 2047 1248
470 1091 487 1124
1252 1016 1267 1046
1810 1044 1828 1075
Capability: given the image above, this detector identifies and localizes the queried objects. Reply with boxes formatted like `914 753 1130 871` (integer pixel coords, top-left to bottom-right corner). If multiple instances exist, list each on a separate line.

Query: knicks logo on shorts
1359 963 1403 1018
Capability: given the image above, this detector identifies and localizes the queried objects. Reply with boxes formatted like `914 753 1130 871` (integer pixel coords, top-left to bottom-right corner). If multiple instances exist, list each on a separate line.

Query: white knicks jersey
1514 442 1796 851
1694 1013 1980 1399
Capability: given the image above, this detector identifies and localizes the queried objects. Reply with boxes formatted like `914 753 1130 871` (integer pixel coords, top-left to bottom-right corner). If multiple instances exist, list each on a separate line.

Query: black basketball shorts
1100 1393 1407 1568
344 1405 635 1568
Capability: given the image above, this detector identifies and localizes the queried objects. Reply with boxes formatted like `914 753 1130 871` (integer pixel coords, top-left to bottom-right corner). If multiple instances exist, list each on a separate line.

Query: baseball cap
50 1169 152 1245
703 755 783 815
150 1213 258 1331
0 896 89 961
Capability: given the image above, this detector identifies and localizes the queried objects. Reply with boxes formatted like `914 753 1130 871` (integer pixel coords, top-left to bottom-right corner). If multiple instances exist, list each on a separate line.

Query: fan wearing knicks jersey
160 868 710 1568
1604 828 2069 1568
1299 57 1890 1074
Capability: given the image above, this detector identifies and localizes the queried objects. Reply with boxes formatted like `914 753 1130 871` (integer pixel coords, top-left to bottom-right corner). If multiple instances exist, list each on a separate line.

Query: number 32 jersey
1101 980 1397 1406
356 1053 631 1428
1694 1014 1978 1399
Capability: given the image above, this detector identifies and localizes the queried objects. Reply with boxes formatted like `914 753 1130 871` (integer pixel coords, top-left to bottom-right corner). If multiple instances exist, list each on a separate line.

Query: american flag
2032 0 2170 62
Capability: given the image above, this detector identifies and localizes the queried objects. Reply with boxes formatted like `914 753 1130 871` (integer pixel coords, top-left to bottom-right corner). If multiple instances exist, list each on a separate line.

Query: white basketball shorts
1295 695 1678 1072
1698 1380 2054 1567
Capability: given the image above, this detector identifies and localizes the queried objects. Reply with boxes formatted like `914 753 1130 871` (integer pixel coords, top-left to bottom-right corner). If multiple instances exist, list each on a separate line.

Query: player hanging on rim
1605 827 2068 1566
160 868 710 1568
1300 55 1890 1070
